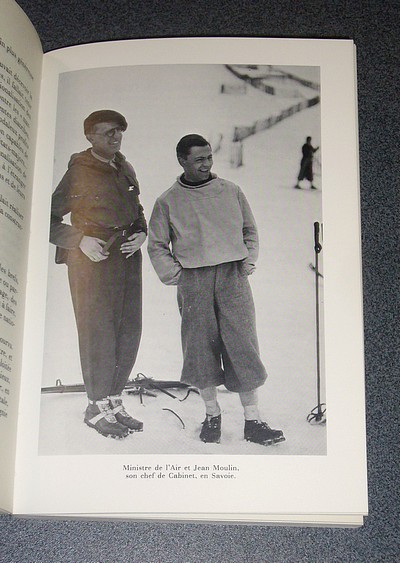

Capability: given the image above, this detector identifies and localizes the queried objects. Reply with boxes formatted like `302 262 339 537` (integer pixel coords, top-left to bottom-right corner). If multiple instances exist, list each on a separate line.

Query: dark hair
176 134 210 160
306 136 312 142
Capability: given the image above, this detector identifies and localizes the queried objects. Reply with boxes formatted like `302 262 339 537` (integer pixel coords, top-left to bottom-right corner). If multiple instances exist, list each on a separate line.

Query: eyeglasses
93 126 124 138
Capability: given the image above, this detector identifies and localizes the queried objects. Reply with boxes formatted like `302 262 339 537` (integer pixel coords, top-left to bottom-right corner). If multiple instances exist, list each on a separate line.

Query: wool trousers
177 261 267 392
67 247 142 401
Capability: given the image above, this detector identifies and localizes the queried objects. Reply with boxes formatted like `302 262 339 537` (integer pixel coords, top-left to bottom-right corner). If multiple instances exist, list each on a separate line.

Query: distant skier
295 136 319 189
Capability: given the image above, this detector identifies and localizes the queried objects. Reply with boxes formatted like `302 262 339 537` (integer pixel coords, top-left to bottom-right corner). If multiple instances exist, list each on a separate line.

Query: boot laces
97 400 117 423
110 397 129 418
118 405 131 419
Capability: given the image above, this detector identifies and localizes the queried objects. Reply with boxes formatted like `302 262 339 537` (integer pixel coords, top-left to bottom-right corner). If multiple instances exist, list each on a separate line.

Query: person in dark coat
50 110 147 439
295 136 319 189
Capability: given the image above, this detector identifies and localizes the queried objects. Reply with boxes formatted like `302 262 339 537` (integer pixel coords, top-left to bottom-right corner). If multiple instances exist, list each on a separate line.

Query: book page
0 0 43 513
14 37 367 523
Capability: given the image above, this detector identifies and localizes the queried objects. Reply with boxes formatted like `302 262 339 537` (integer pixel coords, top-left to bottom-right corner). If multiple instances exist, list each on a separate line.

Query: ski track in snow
40 65 326 456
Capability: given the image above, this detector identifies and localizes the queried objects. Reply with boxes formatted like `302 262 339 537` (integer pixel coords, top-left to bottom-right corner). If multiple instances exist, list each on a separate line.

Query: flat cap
84 110 128 135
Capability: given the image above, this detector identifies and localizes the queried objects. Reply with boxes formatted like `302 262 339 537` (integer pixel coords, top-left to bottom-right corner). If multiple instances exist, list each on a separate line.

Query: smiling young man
50 110 147 440
148 134 285 447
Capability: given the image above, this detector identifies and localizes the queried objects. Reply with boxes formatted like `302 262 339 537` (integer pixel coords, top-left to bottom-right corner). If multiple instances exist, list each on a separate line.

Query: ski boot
244 420 285 446
109 395 143 432
84 399 129 439
200 413 221 443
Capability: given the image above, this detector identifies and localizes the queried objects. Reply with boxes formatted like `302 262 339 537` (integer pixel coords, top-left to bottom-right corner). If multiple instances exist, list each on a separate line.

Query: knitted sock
243 405 261 421
239 390 261 421
200 387 220 417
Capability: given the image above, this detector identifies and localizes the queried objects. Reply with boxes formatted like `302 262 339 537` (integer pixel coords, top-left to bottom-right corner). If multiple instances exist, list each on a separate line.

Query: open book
0 0 367 526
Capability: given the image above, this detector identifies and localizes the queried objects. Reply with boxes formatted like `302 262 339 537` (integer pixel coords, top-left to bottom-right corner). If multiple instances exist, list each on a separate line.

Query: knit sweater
148 175 258 285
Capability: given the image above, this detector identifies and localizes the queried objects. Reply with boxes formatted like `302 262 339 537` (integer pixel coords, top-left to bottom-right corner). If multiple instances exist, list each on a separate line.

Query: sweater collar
178 173 217 189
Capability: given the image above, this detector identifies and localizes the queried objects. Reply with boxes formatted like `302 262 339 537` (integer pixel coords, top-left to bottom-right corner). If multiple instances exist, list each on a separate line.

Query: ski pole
307 222 326 424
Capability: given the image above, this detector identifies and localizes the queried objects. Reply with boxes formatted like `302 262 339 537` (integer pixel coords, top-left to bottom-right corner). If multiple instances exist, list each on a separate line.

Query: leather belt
102 230 128 254
83 223 137 254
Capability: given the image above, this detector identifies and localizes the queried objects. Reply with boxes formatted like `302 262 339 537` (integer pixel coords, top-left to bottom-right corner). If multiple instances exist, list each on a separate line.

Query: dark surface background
1 1 399 561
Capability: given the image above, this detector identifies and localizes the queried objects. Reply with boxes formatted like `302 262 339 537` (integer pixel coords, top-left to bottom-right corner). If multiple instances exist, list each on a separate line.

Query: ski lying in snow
41 373 193 395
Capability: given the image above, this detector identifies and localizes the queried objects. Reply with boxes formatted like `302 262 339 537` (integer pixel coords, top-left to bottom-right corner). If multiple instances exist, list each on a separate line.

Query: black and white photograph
39 62 326 456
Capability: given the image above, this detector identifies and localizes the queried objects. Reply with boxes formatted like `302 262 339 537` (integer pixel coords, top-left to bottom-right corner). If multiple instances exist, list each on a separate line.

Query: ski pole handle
314 222 322 253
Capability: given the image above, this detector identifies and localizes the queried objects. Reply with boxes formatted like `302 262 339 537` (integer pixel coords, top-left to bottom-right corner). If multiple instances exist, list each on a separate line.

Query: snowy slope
39 64 325 456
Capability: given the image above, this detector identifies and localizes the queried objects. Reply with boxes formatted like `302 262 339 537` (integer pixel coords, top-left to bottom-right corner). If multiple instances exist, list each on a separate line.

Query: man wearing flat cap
50 110 147 439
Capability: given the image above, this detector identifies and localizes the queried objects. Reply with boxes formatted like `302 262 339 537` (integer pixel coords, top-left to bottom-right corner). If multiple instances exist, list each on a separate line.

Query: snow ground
39 64 326 456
